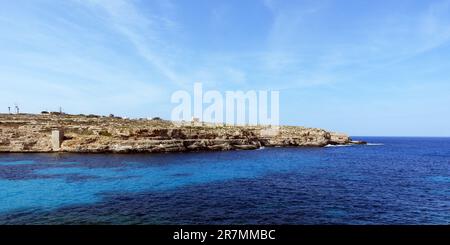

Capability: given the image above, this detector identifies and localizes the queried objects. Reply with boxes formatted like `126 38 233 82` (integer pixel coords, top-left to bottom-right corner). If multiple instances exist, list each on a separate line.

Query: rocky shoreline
0 114 360 153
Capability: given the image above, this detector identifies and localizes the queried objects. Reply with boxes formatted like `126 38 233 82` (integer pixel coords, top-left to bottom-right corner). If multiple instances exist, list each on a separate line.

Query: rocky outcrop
329 132 351 145
0 114 354 153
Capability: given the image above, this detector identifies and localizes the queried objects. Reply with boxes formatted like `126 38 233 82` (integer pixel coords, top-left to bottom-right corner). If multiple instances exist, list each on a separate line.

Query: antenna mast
14 103 19 114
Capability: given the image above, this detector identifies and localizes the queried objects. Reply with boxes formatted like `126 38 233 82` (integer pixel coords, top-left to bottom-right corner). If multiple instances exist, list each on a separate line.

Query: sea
0 137 449 224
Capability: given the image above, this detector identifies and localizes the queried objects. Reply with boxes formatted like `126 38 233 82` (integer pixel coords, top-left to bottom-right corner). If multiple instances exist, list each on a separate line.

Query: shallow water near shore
0 137 449 224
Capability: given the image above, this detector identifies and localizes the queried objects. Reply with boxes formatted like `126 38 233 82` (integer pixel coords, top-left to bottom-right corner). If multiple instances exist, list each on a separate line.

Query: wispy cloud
258 0 450 90
77 0 185 86
415 0 450 53
0 0 172 115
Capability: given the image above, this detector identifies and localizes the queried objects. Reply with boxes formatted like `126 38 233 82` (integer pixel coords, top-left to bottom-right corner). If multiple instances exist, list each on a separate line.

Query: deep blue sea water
0 137 449 224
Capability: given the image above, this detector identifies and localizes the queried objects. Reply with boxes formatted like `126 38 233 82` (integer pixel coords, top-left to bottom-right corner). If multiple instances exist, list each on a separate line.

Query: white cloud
259 0 450 90
77 0 185 86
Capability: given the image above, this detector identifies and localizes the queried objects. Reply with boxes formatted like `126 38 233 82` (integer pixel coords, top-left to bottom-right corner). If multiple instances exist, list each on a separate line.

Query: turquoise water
0 137 449 224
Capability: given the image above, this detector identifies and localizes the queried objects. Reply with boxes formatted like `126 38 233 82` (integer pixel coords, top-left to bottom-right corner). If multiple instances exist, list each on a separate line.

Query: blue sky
1 0 450 136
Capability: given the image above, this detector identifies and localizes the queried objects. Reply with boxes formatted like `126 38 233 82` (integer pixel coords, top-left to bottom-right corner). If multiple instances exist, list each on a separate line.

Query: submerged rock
350 140 367 145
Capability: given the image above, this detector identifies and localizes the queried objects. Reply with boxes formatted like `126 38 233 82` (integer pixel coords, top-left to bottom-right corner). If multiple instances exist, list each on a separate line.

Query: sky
0 0 450 136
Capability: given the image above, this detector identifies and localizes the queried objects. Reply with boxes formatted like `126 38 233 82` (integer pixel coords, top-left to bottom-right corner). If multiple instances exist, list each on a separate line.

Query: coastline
0 113 360 153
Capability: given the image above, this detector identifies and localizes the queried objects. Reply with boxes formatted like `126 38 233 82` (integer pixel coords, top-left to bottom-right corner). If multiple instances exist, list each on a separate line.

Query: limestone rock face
0 114 353 153
329 132 351 145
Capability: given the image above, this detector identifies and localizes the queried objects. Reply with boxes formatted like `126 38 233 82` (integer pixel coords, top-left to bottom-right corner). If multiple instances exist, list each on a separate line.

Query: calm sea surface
0 137 449 224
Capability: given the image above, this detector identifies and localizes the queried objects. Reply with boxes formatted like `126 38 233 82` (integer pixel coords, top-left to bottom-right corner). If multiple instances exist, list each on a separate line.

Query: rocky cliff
0 114 353 153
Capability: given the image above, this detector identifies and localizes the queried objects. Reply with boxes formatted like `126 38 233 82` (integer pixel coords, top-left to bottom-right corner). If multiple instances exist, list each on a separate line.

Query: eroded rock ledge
0 114 354 153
